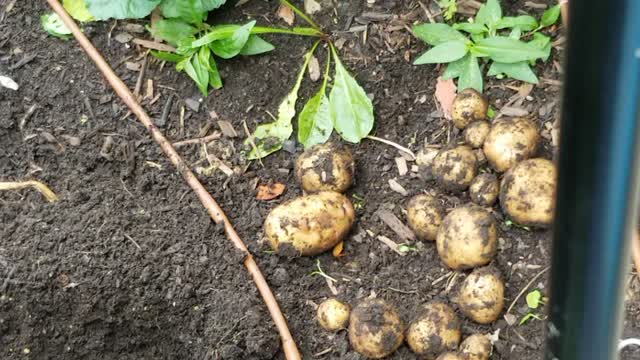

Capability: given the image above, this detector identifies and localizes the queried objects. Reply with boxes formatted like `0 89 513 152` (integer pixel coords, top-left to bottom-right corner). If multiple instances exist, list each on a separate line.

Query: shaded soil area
1 0 638 359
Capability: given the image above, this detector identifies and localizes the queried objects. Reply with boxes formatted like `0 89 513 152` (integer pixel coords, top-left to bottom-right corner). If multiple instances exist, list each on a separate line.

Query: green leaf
85 0 161 20
150 50 185 62
210 20 255 59
452 22 487 35
509 27 522 39
412 23 467 46
541 4 561 28
519 313 542 326
240 35 275 56
176 36 197 56
473 36 547 63
329 46 374 143
182 49 210 96
414 41 468 65
475 0 502 28
63 0 95 22
298 50 333 148
495 15 538 31
41 13 72 39
160 0 226 24
149 19 198 46
530 33 552 61
202 49 223 89
457 54 483 92
437 0 458 20
442 56 467 79
244 44 318 159
488 61 538 83
526 290 543 309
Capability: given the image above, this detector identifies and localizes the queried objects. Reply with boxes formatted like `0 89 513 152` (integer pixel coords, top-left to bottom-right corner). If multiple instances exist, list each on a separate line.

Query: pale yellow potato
459 334 492 360
483 117 540 172
264 191 355 256
451 88 489 129
317 298 351 331
457 267 505 324
436 205 497 270
406 302 461 358
406 194 444 241
469 173 499 207
432 146 478 192
437 352 464 360
463 120 490 148
349 299 404 359
500 158 557 227
295 142 354 193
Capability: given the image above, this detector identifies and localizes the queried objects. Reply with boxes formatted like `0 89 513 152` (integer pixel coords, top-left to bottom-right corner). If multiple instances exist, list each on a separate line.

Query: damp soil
1 0 639 359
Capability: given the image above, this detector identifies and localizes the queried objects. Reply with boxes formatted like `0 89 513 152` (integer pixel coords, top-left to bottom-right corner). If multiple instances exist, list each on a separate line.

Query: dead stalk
44 1 301 359
366 135 416 160
0 180 59 202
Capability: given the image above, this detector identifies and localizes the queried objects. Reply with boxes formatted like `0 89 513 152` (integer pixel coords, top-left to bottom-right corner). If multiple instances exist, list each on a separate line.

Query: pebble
184 98 200 112
282 139 297 154
114 32 133 44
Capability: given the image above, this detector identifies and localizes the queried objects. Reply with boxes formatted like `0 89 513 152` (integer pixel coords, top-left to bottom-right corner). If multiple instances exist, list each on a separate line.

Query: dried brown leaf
435 77 457 120
256 183 286 200
277 4 295 25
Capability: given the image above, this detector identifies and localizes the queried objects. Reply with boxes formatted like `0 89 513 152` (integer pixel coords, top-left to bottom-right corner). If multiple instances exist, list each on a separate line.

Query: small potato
463 121 490 148
451 88 489 129
436 205 497 270
317 298 351 331
349 299 404 359
459 334 492 360
457 267 505 324
437 353 464 360
469 173 499 207
295 142 355 193
483 117 540 172
500 158 556 227
264 191 355 256
406 302 461 358
432 146 478 192
406 194 444 241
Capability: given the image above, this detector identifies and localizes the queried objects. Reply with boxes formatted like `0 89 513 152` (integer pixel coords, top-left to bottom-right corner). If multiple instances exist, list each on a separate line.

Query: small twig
387 287 418 294
0 180 59 202
133 54 148 99
158 93 175 126
9 53 37 70
418 1 436 23
83 96 95 122
366 135 416 160
172 132 222 147
123 233 142 250
506 266 550 315
18 104 37 133
132 38 176 52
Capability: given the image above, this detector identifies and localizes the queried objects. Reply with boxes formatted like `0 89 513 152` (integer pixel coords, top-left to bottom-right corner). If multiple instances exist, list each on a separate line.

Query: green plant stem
278 0 322 31
252 25 323 37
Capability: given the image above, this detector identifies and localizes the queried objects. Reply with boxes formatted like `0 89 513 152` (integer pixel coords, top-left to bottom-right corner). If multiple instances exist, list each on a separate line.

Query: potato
317 298 351 331
451 88 489 129
349 299 404 359
432 146 478 191
436 205 497 270
406 194 444 241
264 191 355 256
483 117 540 172
459 334 492 360
436 353 464 360
406 302 461 358
469 173 499 207
457 267 505 324
416 146 440 168
500 158 556 227
295 142 355 193
463 121 490 148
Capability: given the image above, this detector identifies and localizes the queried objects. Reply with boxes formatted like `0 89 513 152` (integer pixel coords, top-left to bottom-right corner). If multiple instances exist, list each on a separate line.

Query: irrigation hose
43 1 301 358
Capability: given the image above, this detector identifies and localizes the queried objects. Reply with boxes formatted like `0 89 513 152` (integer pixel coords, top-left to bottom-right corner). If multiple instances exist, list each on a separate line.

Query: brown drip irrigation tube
43 1 301 358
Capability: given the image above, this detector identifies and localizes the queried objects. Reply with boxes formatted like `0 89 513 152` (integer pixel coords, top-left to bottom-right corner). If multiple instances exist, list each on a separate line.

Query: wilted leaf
277 3 295 25
40 13 72 39
299 50 332 149
256 183 286 200
435 77 457 120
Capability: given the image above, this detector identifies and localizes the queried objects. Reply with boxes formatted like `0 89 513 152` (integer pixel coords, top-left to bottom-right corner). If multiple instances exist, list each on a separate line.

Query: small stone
282 139 297 154
114 32 133 44
184 98 200 112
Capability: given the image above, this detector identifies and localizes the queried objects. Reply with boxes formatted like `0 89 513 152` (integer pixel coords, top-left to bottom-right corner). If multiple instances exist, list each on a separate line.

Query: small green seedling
41 13 72 39
505 218 531 231
519 289 547 325
351 193 366 211
309 259 337 283
437 0 458 21
398 244 418 253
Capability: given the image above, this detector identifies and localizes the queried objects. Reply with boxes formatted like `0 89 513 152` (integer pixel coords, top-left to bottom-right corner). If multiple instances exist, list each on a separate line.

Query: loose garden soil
1 0 639 359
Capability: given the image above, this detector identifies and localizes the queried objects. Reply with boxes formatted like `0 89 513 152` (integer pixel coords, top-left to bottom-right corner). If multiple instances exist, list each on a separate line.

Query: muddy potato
463 121 490 148
459 334 492 360
500 158 556 227
295 142 354 193
432 146 478 191
406 194 445 241
451 88 489 129
469 173 499 207
437 353 464 360
457 267 505 324
317 298 351 331
406 302 461 358
349 299 404 359
264 191 355 256
436 205 497 270
483 117 540 172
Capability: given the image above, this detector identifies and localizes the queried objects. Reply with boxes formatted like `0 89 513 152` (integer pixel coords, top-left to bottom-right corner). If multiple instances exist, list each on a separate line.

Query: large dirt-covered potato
406 302 461 358
500 158 557 227
483 117 540 172
295 142 355 193
264 191 355 256
432 146 478 192
469 173 499 207
459 334 492 360
463 121 490 148
457 267 505 324
436 205 497 270
317 298 351 331
406 194 444 241
451 88 489 129
349 299 404 359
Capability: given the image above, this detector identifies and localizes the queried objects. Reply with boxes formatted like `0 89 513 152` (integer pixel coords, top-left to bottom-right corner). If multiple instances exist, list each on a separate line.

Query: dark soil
1 0 638 359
